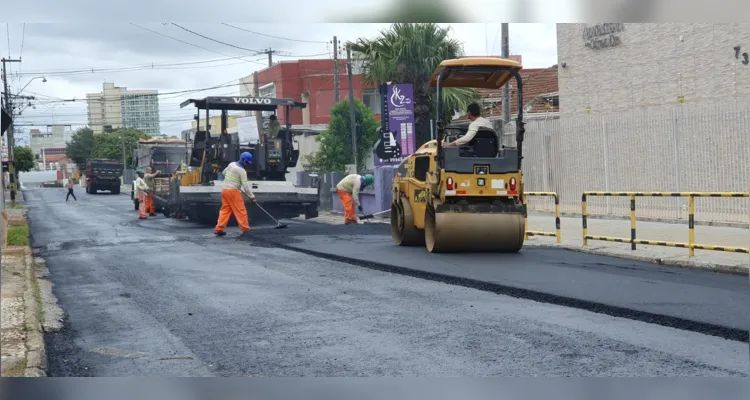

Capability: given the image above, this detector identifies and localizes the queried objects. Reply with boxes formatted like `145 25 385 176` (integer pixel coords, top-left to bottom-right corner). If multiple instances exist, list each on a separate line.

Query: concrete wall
296 167 396 216
557 23 750 115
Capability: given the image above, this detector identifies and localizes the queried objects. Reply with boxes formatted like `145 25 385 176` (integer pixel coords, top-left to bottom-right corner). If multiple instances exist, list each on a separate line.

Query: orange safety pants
137 192 148 219
215 189 250 233
145 193 156 215
337 188 357 224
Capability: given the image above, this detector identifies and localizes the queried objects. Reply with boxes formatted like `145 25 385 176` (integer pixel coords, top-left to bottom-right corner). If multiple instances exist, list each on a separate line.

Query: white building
86 82 160 135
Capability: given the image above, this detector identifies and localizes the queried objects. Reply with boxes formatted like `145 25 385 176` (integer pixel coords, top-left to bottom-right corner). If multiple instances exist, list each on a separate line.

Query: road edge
523 243 749 276
237 232 748 343
315 212 749 276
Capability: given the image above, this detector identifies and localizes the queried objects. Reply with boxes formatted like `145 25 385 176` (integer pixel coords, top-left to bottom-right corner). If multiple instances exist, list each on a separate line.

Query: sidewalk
310 211 749 274
525 213 749 274
1 192 46 376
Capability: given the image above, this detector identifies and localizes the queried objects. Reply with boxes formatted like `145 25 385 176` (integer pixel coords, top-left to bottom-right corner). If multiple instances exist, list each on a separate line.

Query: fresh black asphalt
23 188 749 376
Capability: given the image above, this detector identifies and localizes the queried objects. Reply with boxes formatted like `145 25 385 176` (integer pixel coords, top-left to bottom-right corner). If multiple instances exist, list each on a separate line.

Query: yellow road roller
390 57 527 253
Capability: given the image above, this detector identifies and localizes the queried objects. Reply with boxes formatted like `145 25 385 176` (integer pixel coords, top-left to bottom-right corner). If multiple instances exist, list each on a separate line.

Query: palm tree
348 23 480 145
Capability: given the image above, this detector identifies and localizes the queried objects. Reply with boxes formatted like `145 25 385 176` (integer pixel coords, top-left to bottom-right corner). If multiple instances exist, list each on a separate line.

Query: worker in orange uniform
143 167 161 216
336 173 374 224
134 169 149 220
214 152 255 236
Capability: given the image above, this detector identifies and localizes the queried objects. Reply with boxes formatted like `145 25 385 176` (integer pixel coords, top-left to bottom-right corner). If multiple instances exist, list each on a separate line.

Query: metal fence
503 99 750 224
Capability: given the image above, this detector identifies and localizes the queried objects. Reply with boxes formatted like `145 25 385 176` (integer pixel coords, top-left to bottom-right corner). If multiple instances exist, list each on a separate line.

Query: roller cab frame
391 57 527 253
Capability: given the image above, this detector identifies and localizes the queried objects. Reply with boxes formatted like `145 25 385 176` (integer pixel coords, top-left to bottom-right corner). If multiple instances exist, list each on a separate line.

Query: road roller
390 57 527 253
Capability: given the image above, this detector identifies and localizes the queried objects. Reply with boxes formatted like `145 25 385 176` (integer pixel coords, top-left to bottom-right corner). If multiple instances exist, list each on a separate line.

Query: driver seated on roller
442 103 493 149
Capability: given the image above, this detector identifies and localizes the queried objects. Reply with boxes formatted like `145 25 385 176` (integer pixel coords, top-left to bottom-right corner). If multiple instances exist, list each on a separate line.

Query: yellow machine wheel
391 199 425 246
424 205 525 253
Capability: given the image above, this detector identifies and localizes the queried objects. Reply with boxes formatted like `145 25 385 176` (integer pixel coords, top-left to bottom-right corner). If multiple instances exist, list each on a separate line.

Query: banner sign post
373 83 415 166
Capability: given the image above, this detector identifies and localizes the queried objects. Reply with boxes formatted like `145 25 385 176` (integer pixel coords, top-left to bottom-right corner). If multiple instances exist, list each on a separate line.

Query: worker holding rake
214 152 255 236
336 173 374 224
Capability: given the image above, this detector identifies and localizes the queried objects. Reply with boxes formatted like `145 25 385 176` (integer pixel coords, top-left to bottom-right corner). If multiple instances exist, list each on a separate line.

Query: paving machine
390 57 526 253
164 96 320 224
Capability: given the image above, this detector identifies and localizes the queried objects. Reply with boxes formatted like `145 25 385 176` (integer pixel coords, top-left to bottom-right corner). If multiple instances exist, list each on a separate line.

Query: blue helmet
240 152 253 164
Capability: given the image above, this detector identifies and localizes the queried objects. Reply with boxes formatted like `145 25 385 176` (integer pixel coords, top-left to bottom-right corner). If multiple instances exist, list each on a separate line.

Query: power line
19 23 25 59
130 23 265 66
24 66 339 104
170 23 263 54
221 23 329 44
12 56 254 76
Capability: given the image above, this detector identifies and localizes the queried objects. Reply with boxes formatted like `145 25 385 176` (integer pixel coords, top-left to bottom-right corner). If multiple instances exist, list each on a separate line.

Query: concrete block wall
557 23 750 115
329 167 395 215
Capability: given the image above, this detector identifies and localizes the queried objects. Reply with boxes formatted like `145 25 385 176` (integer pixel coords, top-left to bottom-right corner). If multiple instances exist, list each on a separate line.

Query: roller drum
391 200 425 246
425 208 525 253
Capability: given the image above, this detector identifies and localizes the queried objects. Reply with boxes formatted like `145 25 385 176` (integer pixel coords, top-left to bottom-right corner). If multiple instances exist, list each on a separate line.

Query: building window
362 88 381 114
259 83 275 98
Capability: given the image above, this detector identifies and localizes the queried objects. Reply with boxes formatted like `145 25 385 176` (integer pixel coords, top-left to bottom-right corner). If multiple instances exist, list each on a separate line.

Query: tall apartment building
86 82 160 135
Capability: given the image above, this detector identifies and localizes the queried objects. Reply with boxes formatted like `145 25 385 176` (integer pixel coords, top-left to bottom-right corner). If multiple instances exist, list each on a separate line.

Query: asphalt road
257 231 749 336
24 188 749 376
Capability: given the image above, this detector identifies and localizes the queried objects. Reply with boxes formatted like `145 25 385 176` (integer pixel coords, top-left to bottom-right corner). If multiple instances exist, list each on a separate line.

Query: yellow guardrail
524 191 561 243
581 191 749 256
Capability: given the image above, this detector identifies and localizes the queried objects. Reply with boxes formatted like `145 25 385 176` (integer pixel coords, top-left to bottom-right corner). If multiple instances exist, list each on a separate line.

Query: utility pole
121 135 127 184
346 45 357 173
261 48 277 68
2 57 22 206
252 71 263 133
333 36 339 103
501 24 511 127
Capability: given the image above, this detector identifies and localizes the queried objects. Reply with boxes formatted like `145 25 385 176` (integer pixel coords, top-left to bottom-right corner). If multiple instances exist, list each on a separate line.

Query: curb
315 213 747 275
22 247 47 377
524 241 749 276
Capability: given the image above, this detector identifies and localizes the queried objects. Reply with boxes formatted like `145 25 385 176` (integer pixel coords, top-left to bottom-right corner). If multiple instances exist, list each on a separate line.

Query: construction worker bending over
215 152 255 236
336 173 374 224
134 170 150 220
442 103 493 148
143 167 161 216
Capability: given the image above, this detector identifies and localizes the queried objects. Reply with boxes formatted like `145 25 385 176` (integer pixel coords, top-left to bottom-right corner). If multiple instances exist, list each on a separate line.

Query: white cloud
4 22 557 137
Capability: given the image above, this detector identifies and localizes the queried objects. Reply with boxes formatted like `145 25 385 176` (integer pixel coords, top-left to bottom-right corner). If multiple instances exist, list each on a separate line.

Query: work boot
214 231 227 236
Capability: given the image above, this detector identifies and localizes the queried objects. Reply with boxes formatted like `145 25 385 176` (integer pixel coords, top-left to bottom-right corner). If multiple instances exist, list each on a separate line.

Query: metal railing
502 101 750 225
524 191 561 243
581 191 750 256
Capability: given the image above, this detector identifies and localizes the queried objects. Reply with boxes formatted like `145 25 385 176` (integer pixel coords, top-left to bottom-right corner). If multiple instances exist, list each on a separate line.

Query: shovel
359 209 390 220
242 192 288 229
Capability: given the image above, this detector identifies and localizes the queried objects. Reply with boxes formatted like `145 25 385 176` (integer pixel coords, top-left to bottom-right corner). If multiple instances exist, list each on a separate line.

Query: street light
17 76 46 95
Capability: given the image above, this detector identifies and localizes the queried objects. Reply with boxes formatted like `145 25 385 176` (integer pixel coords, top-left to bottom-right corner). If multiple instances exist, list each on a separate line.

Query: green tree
90 128 151 167
13 146 35 173
348 23 481 145
307 99 379 173
65 127 95 169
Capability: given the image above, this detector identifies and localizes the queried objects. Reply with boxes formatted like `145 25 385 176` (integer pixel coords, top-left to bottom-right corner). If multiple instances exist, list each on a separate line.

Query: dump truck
130 138 189 212
85 158 124 194
159 96 319 224
391 57 527 253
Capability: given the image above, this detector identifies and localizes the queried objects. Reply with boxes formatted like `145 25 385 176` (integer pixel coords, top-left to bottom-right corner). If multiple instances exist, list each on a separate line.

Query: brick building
238 58 381 125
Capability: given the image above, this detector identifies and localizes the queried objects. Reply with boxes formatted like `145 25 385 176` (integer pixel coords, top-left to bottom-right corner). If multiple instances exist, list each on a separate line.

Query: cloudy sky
4 22 558 138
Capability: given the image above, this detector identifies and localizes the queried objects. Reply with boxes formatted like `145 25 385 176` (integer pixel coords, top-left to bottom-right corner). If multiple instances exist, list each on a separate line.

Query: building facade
556 23 750 114
86 82 160 135
238 58 380 125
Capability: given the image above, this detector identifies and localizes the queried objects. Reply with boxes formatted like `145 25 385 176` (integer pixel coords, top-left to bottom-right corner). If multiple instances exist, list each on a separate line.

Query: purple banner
373 83 415 166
